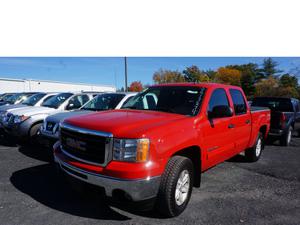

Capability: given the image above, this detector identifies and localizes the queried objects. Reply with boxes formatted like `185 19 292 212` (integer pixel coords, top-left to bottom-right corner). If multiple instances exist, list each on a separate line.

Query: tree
182 65 210 82
214 67 241 86
153 69 185 84
226 63 260 97
279 74 298 88
254 76 279 97
204 69 217 80
128 81 143 92
261 57 282 78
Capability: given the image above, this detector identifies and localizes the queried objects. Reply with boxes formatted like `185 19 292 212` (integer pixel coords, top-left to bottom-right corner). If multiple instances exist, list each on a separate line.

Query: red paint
54 83 270 179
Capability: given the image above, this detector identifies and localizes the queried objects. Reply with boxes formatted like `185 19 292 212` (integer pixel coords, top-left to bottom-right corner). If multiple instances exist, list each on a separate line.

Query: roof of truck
152 82 241 89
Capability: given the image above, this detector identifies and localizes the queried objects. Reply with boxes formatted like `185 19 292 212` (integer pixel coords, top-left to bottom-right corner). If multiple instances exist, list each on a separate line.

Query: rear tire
280 126 292 146
156 156 194 217
245 132 264 162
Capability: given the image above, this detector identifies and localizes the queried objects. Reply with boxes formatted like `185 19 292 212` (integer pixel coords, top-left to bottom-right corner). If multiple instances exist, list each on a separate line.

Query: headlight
13 115 30 124
0 112 6 122
113 138 150 162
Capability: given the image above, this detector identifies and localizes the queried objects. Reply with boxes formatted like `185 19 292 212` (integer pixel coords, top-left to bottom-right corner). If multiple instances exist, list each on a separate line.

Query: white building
0 77 116 93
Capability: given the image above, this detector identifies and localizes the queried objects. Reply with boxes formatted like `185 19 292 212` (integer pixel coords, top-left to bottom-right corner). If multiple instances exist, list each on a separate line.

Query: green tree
279 74 298 88
226 63 260 97
261 57 282 78
153 69 185 84
183 65 210 82
203 69 217 80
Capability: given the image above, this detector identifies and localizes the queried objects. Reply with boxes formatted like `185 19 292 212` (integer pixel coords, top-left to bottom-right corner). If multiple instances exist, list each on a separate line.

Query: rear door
229 89 251 152
201 88 236 166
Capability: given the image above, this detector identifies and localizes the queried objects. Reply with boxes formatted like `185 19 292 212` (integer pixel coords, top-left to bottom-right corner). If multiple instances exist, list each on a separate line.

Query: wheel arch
172 145 202 188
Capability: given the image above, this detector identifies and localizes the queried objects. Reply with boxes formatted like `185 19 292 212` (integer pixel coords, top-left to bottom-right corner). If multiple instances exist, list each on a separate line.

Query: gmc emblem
66 138 87 151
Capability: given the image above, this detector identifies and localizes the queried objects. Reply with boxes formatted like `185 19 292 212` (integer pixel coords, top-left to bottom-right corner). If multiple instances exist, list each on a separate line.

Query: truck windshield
81 93 125 111
22 93 46 106
42 93 73 109
252 97 294 112
122 86 206 116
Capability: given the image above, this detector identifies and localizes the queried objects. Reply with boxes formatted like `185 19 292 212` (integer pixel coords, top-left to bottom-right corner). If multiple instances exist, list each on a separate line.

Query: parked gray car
0 92 38 106
39 92 137 146
2 92 95 143
0 92 57 132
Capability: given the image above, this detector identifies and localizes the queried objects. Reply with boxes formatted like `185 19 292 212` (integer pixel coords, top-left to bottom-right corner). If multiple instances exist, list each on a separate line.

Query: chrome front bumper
54 155 161 201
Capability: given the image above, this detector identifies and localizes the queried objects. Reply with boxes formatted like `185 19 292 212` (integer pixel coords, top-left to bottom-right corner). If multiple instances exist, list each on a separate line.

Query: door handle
228 124 235 129
245 119 251 124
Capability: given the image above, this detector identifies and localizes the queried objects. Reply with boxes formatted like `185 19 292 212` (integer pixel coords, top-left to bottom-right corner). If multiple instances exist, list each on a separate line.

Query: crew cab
39 92 136 147
53 83 270 217
252 97 300 146
3 92 95 143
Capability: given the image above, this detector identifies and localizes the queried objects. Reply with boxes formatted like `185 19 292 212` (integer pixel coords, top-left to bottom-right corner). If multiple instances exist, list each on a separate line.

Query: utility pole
124 57 128 92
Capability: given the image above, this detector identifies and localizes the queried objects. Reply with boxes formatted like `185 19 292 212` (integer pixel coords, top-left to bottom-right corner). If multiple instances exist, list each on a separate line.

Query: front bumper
54 150 161 202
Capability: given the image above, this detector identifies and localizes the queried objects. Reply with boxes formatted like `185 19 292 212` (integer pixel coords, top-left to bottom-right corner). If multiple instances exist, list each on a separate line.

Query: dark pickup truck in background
252 97 300 146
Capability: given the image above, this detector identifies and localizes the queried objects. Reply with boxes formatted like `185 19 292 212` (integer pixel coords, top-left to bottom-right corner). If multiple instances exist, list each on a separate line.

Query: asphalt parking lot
0 135 299 225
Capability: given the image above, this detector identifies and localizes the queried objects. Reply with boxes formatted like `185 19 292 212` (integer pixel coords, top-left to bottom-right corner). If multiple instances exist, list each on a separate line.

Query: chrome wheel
255 138 262 157
175 170 190 206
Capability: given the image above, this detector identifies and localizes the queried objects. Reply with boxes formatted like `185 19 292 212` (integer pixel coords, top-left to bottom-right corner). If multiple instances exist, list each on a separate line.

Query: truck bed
250 106 270 113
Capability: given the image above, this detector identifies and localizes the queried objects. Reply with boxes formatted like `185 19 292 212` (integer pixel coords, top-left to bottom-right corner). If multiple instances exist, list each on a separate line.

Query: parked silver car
39 92 137 146
2 92 95 143
0 93 57 127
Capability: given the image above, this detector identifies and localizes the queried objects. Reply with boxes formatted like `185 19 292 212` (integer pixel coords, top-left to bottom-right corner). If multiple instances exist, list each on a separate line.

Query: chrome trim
60 124 114 167
60 122 113 138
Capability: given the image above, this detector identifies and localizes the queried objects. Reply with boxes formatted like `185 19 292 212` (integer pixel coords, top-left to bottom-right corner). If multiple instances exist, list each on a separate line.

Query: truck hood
46 110 93 124
11 106 57 116
64 109 188 138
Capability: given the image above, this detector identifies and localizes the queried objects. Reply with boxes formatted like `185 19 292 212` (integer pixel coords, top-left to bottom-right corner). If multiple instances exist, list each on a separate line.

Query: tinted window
229 89 247 115
6 93 28 104
252 97 294 112
22 93 46 106
67 95 89 109
208 88 229 113
82 94 125 111
122 86 206 116
42 93 73 109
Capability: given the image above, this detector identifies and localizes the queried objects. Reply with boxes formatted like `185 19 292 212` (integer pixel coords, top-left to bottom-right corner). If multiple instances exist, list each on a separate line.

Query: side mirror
209 105 233 119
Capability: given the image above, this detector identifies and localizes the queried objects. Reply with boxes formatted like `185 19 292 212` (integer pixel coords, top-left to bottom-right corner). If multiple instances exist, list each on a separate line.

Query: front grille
60 127 109 165
7 114 14 125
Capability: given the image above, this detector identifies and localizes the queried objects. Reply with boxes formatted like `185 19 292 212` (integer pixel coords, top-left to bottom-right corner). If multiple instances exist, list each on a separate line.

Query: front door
201 88 236 168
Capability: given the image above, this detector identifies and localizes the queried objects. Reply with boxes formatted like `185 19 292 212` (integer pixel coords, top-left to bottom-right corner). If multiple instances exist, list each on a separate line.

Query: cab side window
208 88 230 116
229 89 247 115
66 95 89 110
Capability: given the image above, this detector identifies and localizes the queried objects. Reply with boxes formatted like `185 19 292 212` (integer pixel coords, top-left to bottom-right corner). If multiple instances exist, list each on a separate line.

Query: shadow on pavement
18 145 53 163
10 163 131 221
0 133 18 147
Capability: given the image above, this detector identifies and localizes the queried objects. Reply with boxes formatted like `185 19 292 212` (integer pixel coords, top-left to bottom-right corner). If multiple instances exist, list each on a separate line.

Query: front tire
156 156 194 217
280 126 292 146
245 132 264 162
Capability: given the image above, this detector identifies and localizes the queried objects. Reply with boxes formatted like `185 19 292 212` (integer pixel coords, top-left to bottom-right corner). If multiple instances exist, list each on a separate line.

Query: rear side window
208 88 229 113
229 89 247 115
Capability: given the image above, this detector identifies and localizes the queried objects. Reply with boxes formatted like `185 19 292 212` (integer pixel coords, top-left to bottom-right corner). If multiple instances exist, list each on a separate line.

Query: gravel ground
0 135 299 225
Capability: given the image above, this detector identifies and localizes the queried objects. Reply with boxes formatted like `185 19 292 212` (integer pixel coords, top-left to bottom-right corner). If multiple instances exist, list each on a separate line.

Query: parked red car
54 83 270 217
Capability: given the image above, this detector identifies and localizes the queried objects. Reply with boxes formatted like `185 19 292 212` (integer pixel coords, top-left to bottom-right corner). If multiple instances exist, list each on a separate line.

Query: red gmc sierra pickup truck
54 83 270 217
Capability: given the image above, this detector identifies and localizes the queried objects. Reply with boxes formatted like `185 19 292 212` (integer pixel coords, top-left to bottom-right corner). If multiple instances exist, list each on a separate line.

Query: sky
0 57 300 89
